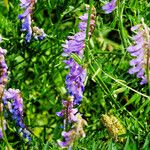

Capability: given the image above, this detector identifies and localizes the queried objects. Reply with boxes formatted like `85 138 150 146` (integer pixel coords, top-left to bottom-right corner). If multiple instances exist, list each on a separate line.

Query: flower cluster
102 0 117 14
62 7 95 105
18 0 46 42
0 36 30 140
127 23 150 85
57 6 95 149
62 9 95 59
3 89 31 140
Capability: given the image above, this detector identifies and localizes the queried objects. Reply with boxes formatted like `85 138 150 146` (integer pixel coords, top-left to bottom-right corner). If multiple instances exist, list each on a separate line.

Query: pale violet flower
102 0 117 14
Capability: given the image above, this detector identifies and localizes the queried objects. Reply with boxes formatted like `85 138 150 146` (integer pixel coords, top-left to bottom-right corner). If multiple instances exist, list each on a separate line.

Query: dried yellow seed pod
101 114 126 142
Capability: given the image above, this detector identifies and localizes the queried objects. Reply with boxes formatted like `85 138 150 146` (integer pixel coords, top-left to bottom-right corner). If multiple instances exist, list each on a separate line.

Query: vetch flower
57 5 95 149
18 0 46 42
62 32 86 58
57 130 75 149
62 6 95 59
127 22 150 85
62 7 95 104
2 89 31 141
0 36 30 141
18 0 36 42
102 0 117 14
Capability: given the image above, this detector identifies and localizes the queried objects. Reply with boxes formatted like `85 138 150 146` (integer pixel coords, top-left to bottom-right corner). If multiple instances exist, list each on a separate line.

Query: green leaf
124 136 131 150
142 133 150 150
125 93 141 106
108 139 117 150
135 99 150 114
44 141 50 150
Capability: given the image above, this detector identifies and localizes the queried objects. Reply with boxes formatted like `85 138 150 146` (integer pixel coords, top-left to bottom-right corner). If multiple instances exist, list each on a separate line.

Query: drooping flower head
18 0 36 42
102 0 117 14
18 0 46 42
127 22 150 85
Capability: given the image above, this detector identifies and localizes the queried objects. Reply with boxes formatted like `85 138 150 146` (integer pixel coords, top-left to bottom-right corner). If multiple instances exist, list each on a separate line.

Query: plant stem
142 18 150 96
84 0 93 63
112 0 128 71
89 62 120 108
118 0 128 49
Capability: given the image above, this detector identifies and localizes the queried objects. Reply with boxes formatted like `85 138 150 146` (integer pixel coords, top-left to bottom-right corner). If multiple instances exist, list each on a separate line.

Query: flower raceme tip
127 23 150 85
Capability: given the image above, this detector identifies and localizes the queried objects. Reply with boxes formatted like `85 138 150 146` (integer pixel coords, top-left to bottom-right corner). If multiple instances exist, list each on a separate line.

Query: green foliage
0 0 150 149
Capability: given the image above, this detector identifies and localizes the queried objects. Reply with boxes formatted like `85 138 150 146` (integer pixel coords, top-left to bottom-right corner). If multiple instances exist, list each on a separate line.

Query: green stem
89 63 120 108
84 0 93 63
101 69 150 99
141 18 150 96
118 0 128 49
116 0 128 71
147 48 150 96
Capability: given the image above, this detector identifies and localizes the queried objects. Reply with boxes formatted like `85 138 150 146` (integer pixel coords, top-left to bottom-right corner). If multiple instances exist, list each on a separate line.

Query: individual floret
102 0 117 14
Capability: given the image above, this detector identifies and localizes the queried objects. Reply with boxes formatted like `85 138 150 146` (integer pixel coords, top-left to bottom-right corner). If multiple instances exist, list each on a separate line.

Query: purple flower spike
57 6 95 149
62 7 95 104
127 22 150 85
57 113 87 149
102 0 117 14
0 37 30 141
2 89 31 141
